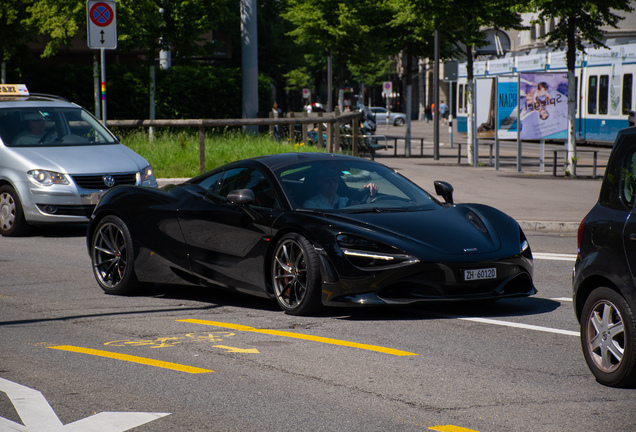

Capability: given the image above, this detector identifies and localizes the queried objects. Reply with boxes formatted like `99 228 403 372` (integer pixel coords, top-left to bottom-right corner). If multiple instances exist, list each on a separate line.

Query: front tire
0 185 31 237
90 215 144 295
394 118 405 126
271 233 322 315
581 287 636 388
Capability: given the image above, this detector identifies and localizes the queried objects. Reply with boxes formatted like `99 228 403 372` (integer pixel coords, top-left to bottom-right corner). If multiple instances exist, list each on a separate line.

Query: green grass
114 129 325 179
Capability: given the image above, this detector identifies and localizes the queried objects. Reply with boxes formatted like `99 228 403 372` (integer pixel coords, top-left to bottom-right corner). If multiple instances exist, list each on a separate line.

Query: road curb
518 220 580 233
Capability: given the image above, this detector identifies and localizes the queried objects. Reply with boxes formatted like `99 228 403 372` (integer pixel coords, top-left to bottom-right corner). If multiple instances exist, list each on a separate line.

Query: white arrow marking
0 377 170 431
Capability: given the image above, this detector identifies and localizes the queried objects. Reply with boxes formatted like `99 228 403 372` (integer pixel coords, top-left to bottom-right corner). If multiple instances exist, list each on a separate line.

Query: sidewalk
370 120 606 232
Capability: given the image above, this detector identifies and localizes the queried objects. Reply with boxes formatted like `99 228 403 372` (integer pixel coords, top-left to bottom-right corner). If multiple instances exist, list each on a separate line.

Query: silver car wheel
0 191 16 231
92 220 129 289
585 299 625 373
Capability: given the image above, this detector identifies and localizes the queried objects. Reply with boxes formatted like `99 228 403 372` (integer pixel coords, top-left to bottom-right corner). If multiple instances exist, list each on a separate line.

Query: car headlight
137 165 157 186
27 170 69 186
520 229 532 259
336 234 419 270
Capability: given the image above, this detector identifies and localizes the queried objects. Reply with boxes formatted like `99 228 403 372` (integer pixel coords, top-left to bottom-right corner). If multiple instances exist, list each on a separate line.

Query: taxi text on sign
87 0 117 49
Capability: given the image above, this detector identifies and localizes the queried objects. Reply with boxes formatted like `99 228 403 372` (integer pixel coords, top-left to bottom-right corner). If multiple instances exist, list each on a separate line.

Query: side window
588 75 597 114
599 75 609 115
217 167 278 209
458 84 464 113
622 149 636 208
623 74 633 115
195 171 223 193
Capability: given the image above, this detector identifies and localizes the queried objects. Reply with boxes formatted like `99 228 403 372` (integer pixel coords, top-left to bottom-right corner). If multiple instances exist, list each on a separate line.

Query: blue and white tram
456 43 636 144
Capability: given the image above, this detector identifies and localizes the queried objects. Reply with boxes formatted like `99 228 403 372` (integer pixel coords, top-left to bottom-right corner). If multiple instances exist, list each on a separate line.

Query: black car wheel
581 287 636 387
394 117 405 126
271 233 321 315
0 185 30 237
91 215 143 295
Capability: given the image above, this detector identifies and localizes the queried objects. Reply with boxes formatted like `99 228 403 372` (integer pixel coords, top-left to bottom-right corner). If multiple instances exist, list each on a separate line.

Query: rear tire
271 233 322 315
394 118 405 126
90 215 144 295
0 185 31 237
581 287 636 388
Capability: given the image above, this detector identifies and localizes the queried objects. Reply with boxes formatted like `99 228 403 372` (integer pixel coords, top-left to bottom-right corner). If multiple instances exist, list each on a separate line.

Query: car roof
245 152 367 171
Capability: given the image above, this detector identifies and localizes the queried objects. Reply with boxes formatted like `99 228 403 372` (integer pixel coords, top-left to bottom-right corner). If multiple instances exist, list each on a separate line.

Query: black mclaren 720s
87 152 535 315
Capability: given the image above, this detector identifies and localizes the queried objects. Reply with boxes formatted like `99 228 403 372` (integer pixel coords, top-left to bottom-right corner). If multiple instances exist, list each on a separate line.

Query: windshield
275 158 438 211
0 107 118 147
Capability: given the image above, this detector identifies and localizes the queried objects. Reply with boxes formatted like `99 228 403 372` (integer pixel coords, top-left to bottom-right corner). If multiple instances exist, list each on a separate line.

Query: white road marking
0 377 170 431
533 252 577 262
432 314 580 337
552 297 573 302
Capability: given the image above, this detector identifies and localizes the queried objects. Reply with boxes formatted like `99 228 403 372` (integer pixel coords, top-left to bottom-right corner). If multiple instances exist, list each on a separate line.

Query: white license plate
464 268 496 281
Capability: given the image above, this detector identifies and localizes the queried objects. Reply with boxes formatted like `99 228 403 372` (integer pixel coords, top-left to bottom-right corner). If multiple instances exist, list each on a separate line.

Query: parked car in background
574 126 636 388
370 107 407 126
0 84 157 236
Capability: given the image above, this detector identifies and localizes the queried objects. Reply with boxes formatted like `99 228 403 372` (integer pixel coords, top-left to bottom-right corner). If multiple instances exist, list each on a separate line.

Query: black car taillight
577 215 587 256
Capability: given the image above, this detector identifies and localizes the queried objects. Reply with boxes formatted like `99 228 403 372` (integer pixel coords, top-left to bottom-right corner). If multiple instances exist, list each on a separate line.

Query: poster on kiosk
518 73 568 140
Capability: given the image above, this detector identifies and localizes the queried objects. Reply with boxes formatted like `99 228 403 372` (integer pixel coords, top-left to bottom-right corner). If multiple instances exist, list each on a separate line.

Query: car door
621 147 636 284
371 107 387 123
178 166 281 293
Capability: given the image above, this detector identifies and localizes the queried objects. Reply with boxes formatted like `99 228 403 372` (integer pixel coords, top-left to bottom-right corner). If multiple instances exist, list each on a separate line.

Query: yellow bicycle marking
104 332 235 348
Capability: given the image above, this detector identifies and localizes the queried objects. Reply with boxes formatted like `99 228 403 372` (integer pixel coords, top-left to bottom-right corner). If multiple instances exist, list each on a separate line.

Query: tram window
623 74 633 114
588 75 597 114
458 84 464 113
599 75 609 114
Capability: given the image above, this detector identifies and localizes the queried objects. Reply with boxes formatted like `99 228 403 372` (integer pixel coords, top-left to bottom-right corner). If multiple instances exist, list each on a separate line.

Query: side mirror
434 180 454 204
227 189 255 206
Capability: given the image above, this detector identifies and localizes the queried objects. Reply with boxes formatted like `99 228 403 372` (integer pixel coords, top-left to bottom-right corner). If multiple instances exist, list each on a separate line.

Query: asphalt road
1 225 635 432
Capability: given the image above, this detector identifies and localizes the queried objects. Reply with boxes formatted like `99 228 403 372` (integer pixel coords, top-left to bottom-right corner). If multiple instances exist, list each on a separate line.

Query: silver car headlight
27 170 70 186
336 234 419 270
137 165 157 186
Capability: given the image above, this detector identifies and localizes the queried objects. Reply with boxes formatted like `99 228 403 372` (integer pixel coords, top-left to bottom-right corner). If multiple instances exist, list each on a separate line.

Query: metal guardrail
107 112 363 174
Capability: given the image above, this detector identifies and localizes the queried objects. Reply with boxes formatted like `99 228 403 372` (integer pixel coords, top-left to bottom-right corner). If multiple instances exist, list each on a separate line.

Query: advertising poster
519 73 568 139
497 77 519 140
476 78 496 138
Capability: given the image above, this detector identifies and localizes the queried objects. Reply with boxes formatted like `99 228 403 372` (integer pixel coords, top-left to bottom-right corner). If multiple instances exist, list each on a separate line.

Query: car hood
327 204 510 256
9 144 148 174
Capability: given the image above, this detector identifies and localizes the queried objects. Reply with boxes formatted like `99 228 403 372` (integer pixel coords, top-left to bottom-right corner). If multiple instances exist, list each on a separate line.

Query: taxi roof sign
0 84 29 97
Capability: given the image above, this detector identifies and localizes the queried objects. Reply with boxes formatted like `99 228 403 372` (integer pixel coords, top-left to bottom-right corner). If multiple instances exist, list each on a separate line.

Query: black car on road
88 153 535 315
574 127 636 387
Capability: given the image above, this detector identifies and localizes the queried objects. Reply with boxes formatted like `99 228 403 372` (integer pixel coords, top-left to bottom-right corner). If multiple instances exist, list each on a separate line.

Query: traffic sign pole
87 1 116 123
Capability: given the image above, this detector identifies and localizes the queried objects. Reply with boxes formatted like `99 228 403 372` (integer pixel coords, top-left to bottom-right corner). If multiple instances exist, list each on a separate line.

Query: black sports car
87 152 535 315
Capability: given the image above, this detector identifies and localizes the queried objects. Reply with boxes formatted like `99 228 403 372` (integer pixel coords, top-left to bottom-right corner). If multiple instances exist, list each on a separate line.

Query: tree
0 1 38 71
283 0 389 108
21 0 233 62
532 0 633 176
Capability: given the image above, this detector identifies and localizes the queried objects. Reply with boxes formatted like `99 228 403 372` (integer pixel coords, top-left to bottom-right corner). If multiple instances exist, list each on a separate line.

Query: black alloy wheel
91 215 144 295
581 287 636 388
271 233 321 315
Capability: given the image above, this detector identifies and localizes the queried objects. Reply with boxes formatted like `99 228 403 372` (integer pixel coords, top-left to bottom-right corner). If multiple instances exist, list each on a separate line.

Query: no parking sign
87 1 117 49
382 81 392 96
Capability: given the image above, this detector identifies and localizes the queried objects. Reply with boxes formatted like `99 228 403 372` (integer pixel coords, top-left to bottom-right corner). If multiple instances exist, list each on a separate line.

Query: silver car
0 85 157 236
370 106 407 126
